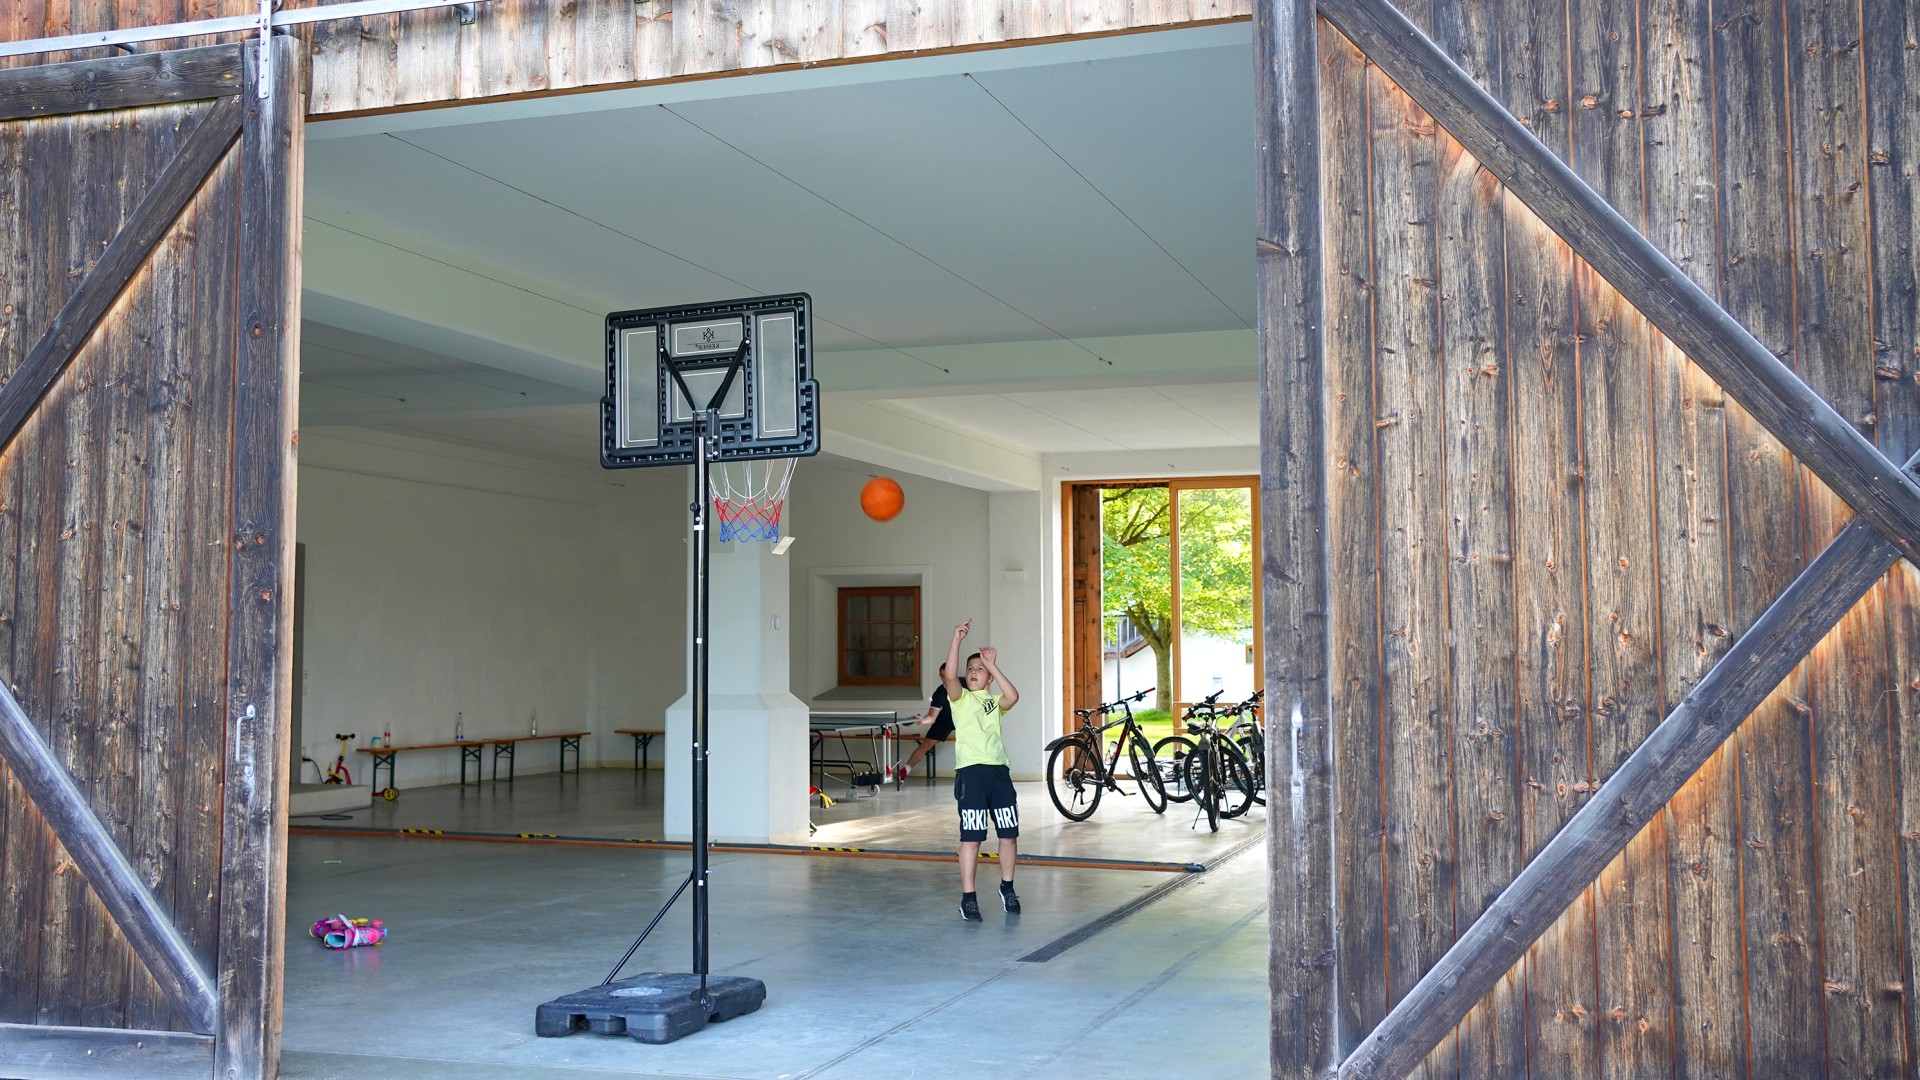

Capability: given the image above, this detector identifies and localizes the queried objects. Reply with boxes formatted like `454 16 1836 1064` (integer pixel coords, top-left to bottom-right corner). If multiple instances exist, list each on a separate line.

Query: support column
665 539 810 845
1256 0 1335 1076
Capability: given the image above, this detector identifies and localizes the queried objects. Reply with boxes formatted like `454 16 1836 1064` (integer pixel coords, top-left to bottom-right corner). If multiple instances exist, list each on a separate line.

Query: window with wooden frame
838 586 920 686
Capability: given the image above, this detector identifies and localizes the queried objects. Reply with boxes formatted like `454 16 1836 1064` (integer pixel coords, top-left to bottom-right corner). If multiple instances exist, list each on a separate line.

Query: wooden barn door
0 39 301 1080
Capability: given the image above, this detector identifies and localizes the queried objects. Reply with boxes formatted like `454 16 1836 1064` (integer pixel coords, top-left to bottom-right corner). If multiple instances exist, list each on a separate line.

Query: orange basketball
860 476 905 521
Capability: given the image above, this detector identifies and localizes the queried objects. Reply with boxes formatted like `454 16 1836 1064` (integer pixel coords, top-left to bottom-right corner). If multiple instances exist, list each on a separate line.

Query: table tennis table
809 710 921 797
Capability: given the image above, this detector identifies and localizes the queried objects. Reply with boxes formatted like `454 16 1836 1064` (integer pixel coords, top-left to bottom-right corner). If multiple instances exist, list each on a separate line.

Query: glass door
1089 477 1261 726
1171 480 1260 710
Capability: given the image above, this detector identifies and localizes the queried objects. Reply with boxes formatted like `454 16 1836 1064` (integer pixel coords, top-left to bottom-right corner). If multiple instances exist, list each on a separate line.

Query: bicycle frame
1046 688 1161 820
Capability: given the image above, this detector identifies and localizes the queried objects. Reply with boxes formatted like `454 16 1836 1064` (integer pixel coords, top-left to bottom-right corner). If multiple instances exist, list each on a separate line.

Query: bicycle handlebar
1073 687 1159 724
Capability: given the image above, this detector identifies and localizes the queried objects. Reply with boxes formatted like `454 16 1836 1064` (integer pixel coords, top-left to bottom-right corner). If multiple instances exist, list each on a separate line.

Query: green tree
1101 486 1255 713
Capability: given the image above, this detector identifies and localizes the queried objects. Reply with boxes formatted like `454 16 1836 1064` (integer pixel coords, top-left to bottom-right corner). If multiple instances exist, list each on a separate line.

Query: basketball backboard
601 293 820 468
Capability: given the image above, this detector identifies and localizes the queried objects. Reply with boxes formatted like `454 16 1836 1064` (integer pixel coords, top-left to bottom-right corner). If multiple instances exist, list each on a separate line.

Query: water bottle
383 721 392 747
455 711 464 741
530 709 538 737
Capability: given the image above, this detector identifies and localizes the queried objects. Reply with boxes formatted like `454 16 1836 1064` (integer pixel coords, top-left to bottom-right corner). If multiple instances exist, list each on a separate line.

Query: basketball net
709 457 795 543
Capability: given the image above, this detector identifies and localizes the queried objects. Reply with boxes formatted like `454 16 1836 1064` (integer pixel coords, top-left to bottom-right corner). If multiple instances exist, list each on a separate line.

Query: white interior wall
783 458 992 709
294 433 1099 791
294 429 684 787
987 489 1052 778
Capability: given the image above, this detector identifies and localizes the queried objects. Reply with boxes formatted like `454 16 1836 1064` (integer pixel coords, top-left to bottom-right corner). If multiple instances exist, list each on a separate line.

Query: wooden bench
613 728 662 771
484 731 588 784
356 731 587 792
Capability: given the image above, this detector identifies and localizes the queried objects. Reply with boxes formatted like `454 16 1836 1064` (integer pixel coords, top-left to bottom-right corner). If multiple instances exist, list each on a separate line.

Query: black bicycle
1224 690 1265 806
1151 692 1257 831
1044 687 1165 820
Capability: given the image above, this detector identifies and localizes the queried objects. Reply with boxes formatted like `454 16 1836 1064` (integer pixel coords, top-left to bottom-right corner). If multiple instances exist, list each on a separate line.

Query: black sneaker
959 893 982 921
999 881 1021 914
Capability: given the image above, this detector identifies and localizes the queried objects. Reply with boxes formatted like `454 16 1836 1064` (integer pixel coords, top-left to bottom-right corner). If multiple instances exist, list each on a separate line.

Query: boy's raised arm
941 621 969 699
978 646 1019 711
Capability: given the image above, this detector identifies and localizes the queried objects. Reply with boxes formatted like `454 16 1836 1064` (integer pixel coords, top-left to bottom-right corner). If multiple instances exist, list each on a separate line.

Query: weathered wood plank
212 36 302 1076
1259 0 1333 1075
0 101 29 1028
40 107 108 1031
3 113 74 1028
1316 0 1920 573
1486 1 1594 1073
886 0 952 54
1713 3 1824 1075
1365 1 1456 1071
1866 0 1920 1069
78 100 148 1030
127 110 194 1028
1428 3 1520 1074
1074 0 1129 38
838 0 890 60
570 0 637 80
1338 447 1920 1080
1785 3 1906 1075
674 0 745 78
355 14 404 115
1568 2 1670 1076
792 0 843 65
633 0 676 81
1009 0 1070 40
1319 20 1385 1059
0 44 242 122
0 93 241 459
1640 0 1747 1071
174 143 239 980
0 1022 213 1080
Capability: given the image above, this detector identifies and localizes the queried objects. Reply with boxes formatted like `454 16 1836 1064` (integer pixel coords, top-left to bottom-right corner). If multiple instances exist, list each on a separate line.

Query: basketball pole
543 303 787 1043
689 404 714 1007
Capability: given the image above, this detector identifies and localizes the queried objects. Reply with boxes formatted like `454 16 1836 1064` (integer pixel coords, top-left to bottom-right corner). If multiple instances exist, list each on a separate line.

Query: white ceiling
298 23 1262 482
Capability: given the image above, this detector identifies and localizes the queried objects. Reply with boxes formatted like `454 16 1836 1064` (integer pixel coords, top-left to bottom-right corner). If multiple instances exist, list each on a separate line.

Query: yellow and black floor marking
289 823 1211 873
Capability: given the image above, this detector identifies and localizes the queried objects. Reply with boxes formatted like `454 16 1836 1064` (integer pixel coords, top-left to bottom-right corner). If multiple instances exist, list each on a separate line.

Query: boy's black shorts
954 763 1019 842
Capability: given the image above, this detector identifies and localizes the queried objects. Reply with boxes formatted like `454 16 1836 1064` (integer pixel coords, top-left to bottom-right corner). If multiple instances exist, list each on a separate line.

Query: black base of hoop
535 973 767 1043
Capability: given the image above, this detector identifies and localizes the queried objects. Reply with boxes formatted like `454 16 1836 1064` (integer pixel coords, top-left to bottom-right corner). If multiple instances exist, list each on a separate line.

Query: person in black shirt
895 663 954 781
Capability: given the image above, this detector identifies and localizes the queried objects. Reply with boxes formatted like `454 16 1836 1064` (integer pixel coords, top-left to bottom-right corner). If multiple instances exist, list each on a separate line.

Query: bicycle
1224 690 1265 806
1044 687 1164 820
1149 691 1220 805
324 732 356 786
1151 693 1256 831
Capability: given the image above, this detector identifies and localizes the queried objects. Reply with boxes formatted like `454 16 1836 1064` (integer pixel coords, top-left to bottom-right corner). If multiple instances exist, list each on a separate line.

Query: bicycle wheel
1129 735 1166 813
1189 746 1219 832
1216 741 1257 819
1046 739 1103 821
1237 734 1266 806
1151 735 1196 803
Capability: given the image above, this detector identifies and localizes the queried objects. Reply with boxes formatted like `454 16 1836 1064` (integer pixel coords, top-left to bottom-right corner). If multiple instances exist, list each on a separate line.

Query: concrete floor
281 767 1269 1079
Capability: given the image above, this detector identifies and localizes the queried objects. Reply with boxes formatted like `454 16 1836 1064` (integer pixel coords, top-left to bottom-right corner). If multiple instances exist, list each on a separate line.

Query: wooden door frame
0 39 301 1080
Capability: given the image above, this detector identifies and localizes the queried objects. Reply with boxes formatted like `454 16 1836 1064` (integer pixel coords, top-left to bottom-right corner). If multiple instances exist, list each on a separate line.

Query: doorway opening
1063 477 1262 742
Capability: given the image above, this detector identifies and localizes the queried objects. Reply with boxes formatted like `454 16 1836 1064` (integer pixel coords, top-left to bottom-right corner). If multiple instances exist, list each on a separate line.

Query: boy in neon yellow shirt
941 619 1021 920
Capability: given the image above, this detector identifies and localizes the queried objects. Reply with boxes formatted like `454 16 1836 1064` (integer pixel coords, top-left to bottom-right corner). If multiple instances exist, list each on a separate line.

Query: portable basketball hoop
711 457 796 544
538 295 818 1045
